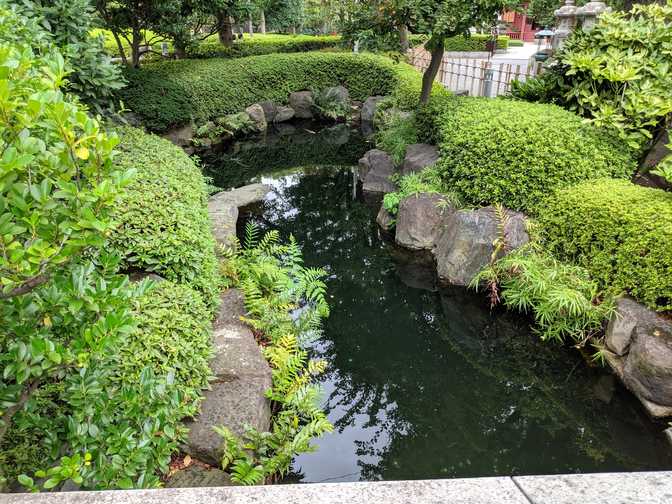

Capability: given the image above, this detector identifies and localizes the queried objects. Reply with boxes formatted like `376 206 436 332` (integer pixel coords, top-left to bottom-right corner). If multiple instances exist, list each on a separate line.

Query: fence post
483 63 494 98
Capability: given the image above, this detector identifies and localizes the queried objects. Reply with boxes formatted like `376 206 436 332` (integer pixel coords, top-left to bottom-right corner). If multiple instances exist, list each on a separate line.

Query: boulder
163 123 194 147
361 96 385 123
376 204 395 233
166 465 233 488
275 123 296 136
258 100 278 123
245 104 267 132
324 85 350 107
208 200 238 249
401 144 440 176
605 297 646 356
621 308 672 406
274 105 295 123
210 183 271 209
183 289 272 466
322 123 350 145
358 149 396 194
289 91 314 119
395 193 454 251
434 206 529 286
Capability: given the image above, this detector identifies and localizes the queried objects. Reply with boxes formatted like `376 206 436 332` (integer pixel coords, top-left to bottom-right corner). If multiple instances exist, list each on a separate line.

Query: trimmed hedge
419 96 636 213
120 52 446 131
189 33 341 59
538 179 672 311
121 280 214 410
110 127 221 308
410 33 510 51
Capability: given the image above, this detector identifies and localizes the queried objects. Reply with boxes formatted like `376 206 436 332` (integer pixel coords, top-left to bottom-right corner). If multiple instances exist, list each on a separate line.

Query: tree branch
0 379 42 445
0 273 50 299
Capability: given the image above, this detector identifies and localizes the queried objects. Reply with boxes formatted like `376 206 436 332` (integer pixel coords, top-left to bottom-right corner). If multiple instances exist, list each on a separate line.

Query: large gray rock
208 184 270 250
376 205 395 233
358 149 396 194
245 104 267 132
324 85 350 107
166 465 233 488
258 100 278 123
605 297 645 356
274 105 295 123
163 123 194 147
361 96 385 123
401 144 440 176
434 206 529 286
622 314 672 406
289 91 314 119
183 289 272 466
395 193 454 251
210 183 271 209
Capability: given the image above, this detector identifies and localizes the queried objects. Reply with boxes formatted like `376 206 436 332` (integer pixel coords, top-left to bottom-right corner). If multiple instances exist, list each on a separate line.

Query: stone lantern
553 0 578 50
576 1 611 32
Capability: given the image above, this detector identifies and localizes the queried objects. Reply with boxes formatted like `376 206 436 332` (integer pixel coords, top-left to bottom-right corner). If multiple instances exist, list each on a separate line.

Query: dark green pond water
201 123 672 483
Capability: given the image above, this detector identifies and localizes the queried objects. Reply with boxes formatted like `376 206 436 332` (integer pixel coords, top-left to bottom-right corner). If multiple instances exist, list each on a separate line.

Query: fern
215 227 333 485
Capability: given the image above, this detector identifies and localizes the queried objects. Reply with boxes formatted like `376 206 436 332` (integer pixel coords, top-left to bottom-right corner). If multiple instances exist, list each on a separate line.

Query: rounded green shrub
119 280 213 410
119 52 444 131
537 179 672 311
189 34 342 59
429 98 636 213
110 127 221 308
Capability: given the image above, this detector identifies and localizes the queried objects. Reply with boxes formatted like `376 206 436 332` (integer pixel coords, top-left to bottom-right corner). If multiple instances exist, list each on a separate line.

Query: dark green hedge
110 127 221 308
538 179 672 311
188 34 341 59
419 96 636 213
120 52 445 132
410 34 510 51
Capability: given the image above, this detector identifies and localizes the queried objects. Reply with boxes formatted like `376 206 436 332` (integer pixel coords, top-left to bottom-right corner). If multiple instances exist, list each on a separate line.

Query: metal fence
408 47 542 97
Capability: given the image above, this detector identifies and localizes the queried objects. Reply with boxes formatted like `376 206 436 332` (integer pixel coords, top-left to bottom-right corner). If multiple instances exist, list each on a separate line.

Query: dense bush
119 52 443 131
14 0 125 111
421 97 636 213
109 128 221 308
123 280 213 413
537 179 672 312
189 33 341 58
512 2 672 152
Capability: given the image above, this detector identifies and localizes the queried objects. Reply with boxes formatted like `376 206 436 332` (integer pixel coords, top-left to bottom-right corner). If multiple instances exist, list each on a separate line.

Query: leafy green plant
215 224 333 485
472 246 615 345
109 127 221 310
12 0 126 112
517 3 672 152
652 134 672 183
537 178 672 312
424 97 636 213
119 52 445 131
375 110 418 164
382 167 459 218
312 87 350 121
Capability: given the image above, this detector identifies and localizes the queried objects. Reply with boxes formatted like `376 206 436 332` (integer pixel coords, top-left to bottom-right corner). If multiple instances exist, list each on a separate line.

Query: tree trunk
399 24 410 53
260 10 266 34
246 16 254 37
217 13 234 46
420 44 444 104
131 26 142 68
291 25 296 35
110 29 128 65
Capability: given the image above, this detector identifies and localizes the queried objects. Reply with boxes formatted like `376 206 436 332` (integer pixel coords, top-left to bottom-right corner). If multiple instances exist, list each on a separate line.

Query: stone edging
5 472 672 503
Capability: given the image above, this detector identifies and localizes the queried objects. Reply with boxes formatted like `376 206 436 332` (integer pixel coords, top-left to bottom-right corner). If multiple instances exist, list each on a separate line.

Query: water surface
201 124 672 483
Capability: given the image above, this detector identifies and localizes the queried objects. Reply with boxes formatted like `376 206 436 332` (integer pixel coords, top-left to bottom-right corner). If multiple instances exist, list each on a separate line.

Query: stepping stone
166 464 233 488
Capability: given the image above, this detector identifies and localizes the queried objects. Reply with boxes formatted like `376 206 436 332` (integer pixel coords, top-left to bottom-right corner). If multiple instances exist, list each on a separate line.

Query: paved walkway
6 472 672 503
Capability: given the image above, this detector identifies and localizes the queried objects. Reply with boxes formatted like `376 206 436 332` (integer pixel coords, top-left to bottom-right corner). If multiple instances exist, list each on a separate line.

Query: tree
8 0 125 112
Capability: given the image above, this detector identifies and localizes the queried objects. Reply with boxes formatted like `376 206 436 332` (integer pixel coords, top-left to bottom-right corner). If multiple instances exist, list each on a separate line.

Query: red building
501 3 538 42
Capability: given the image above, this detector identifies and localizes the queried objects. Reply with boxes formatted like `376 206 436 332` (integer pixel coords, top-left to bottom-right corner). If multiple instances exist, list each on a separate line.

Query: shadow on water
199 124 672 483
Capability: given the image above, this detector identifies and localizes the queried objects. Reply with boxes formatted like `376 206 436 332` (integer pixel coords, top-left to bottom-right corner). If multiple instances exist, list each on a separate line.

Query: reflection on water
201 124 672 483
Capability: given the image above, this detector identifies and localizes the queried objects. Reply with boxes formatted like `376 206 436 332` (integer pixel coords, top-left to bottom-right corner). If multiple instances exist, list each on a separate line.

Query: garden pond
199 122 672 483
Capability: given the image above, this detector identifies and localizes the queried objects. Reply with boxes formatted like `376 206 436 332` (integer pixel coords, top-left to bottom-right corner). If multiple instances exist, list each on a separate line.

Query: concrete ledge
5 473 672 504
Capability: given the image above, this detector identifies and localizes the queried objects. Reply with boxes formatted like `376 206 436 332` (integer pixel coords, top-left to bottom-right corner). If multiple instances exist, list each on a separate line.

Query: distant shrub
411 33 509 51
109 127 221 308
189 33 342 58
425 97 636 213
119 52 446 131
537 179 672 312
